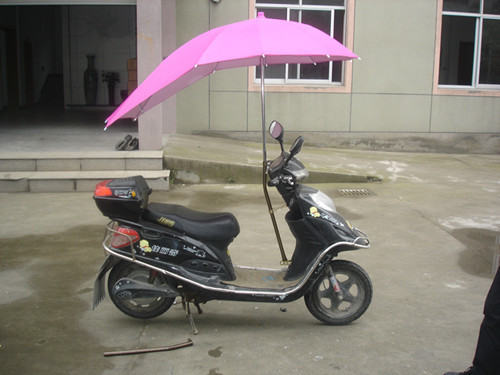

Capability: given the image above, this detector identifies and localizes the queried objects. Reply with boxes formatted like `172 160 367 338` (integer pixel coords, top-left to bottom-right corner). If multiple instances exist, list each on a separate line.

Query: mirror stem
262 161 289 263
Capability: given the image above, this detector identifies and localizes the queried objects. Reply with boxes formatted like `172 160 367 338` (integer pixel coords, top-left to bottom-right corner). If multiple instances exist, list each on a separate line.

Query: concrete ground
1 124 499 375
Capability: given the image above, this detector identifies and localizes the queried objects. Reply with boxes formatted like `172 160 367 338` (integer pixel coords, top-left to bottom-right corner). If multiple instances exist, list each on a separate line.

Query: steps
0 150 170 192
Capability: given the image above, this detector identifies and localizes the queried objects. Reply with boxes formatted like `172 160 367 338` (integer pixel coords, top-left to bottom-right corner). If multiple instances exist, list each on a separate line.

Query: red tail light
111 227 140 248
94 180 113 197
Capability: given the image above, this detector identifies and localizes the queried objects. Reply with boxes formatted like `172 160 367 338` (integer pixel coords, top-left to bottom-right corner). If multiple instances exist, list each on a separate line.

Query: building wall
352 0 436 132
176 0 250 134
174 0 500 143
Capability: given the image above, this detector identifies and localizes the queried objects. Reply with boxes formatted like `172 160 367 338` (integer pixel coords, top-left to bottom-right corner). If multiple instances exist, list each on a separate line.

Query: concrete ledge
166 157 261 184
194 131 500 154
165 156 374 184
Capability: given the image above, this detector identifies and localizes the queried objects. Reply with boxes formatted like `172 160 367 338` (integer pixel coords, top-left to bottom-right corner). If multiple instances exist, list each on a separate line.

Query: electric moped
93 121 372 333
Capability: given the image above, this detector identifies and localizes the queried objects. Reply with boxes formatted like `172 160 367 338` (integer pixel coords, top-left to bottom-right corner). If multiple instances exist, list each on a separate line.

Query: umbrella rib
134 96 153 121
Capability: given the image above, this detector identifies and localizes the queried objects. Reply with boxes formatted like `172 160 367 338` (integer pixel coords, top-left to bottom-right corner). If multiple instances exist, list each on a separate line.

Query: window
439 0 500 89
254 0 348 85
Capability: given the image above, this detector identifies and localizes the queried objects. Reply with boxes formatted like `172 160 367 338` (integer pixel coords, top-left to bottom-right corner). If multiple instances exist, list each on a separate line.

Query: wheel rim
119 267 167 309
313 269 366 319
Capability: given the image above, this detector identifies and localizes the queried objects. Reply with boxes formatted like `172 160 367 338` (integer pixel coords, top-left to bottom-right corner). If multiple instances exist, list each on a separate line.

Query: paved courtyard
1 141 499 374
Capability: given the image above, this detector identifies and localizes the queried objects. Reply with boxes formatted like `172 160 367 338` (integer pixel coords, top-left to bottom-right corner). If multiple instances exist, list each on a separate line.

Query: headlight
292 168 309 181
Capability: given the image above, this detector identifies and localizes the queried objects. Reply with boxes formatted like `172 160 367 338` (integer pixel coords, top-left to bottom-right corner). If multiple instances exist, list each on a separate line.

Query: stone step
0 150 164 172
0 170 170 192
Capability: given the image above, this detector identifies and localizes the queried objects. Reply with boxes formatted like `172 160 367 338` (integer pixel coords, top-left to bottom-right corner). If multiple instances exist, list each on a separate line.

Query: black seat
143 203 240 245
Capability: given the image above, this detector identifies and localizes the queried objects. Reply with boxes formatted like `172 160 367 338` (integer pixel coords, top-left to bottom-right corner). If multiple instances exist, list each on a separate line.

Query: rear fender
93 256 121 309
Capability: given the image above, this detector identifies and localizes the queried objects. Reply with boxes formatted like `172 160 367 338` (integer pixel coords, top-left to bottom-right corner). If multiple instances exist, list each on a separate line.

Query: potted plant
102 71 120 106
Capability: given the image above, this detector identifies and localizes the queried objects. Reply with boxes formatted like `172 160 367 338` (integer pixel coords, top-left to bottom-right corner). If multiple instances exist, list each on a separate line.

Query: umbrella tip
257 12 265 18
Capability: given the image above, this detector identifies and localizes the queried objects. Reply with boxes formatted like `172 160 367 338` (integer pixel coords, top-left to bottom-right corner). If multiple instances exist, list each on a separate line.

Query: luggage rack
102 220 138 261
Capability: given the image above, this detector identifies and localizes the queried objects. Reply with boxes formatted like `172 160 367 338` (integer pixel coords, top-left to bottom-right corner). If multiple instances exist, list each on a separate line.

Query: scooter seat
144 203 240 243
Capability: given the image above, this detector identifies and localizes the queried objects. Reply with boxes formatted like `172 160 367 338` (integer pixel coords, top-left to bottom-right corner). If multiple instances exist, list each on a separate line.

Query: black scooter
93 121 372 333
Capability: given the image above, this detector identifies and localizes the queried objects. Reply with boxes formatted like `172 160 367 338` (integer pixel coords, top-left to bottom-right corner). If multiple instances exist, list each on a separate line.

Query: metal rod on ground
103 339 193 357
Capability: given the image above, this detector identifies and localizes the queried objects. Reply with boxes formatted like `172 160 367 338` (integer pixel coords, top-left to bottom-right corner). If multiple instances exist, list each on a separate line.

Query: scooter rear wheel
108 261 176 319
305 260 372 325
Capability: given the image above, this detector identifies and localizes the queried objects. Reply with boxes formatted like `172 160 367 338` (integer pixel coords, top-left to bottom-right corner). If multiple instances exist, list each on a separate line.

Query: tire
108 261 176 319
305 260 372 325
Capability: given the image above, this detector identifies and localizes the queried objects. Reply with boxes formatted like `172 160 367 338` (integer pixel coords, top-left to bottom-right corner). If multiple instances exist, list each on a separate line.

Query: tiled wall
62 5 136 106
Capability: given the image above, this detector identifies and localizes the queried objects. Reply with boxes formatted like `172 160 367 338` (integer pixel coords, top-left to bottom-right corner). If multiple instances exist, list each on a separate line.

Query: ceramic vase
84 55 97 105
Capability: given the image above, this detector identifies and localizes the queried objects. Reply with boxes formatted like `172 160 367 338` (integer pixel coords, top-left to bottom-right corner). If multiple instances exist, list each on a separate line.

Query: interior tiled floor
0 107 142 153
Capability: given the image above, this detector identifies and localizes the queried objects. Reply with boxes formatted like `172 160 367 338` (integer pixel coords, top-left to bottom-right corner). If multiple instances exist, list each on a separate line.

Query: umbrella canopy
105 12 358 128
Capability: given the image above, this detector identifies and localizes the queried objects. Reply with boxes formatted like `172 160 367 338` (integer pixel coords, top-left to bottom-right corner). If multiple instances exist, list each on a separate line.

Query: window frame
248 0 356 94
433 0 500 96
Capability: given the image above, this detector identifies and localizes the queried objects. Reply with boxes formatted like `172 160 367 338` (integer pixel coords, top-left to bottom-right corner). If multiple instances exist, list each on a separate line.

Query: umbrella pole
260 56 267 163
260 57 289 264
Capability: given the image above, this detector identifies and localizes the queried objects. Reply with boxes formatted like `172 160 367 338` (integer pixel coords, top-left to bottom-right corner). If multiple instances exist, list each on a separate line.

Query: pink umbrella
105 13 358 263
105 12 358 144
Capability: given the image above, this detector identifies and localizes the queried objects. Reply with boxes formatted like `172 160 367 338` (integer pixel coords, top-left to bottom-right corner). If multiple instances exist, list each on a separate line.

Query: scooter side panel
108 221 237 281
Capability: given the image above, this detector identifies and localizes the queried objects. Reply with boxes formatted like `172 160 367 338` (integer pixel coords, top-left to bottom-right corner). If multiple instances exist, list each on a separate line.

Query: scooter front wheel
108 261 176 319
305 260 372 325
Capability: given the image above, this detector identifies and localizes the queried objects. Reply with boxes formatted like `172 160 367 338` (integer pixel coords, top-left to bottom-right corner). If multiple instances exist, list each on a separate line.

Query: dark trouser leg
472 268 500 375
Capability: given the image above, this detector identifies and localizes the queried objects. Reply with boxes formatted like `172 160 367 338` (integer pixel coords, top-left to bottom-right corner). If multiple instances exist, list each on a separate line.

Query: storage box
128 81 137 95
94 176 152 221
128 70 137 81
127 58 137 71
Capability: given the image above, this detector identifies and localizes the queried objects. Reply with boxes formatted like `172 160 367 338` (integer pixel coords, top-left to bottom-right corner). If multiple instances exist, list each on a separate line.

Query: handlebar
267 174 294 187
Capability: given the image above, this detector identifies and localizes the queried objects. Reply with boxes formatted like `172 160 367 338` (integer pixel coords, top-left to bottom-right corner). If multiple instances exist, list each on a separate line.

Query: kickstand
182 297 200 335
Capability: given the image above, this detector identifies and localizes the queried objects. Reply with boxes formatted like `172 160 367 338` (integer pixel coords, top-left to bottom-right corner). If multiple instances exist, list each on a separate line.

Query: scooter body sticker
139 239 152 253
309 206 321 218
157 216 175 227
307 206 346 228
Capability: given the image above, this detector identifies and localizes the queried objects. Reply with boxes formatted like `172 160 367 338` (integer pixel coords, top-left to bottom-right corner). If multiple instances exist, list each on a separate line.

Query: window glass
256 64 287 79
332 9 345 82
257 0 299 4
479 19 500 84
302 0 344 5
255 8 286 79
300 10 331 79
443 0 480 12
439 0 500 88
256 7 287 20
484 0 500 14
333 9 345 41
439 15 476 85
255 0 347 84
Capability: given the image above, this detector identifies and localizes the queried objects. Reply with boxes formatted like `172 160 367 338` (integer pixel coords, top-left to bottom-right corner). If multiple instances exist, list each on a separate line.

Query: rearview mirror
269 120 284 140
289 136 304 158
269 120 284 152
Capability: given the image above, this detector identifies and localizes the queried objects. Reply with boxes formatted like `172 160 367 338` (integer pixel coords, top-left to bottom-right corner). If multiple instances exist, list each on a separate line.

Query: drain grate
338 188 373 197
